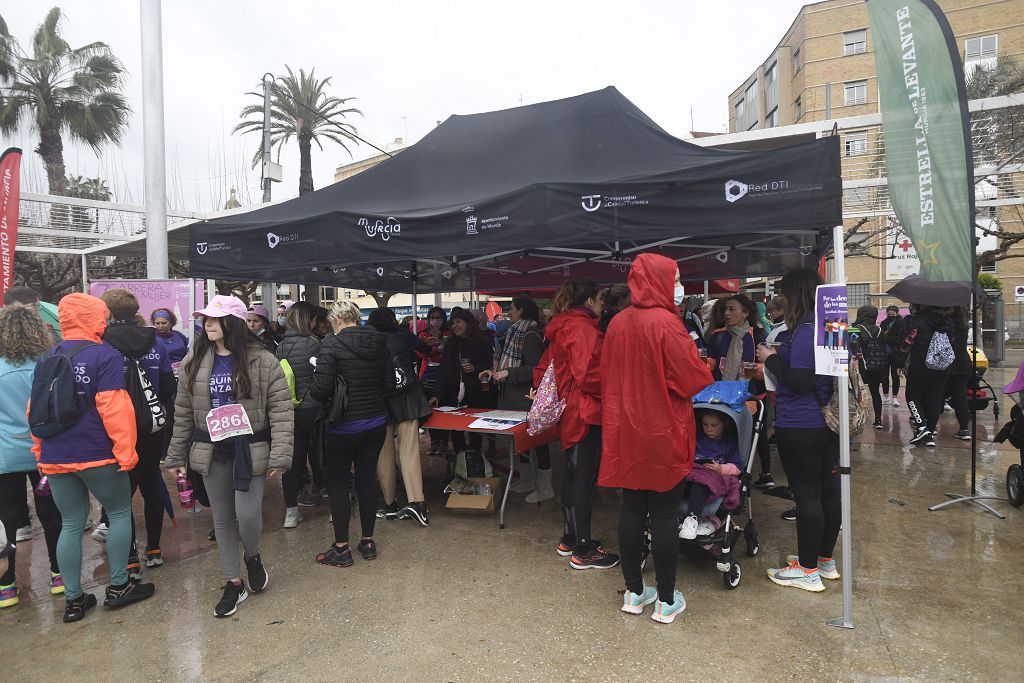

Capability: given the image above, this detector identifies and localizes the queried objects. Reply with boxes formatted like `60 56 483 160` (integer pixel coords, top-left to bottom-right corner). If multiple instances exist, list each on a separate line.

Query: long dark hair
947 305 968 330
426 306 448 331
553 278 599 314
511 295 540 323
366 307 399 333
778 268 822 331
448 307 479 338
724 294 759 328
286 301 320 337
184 316 254 400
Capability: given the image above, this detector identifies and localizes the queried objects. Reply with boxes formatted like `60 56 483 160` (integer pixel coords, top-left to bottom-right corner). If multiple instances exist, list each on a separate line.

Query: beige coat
165 342 294 476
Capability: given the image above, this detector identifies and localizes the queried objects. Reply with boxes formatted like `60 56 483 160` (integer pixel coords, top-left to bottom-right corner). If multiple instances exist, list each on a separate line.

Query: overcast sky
3 0 809 211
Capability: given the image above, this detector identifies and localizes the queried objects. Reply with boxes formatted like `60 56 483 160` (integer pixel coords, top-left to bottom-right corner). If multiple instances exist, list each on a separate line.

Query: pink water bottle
34 476 51 496
176 475 195 511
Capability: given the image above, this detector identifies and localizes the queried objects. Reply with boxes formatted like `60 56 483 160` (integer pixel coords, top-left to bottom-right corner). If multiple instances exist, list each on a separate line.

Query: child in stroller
679 410 744 540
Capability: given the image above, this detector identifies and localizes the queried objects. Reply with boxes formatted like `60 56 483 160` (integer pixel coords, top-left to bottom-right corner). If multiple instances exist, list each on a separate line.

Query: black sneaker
63 593 97 623
910 428 932 445
953 430 971 441
753 473 775 489
103 577 155 608
245 553 268 593
376 501 401 520
873 419 883 430
357 539 378 561
126 545 142 580
569 546 620 570
925 434 936 447
208 528 216 542
557 536 606 557
400 502 429 527
781 507 797 522
214 581 247 618
316 545 353 567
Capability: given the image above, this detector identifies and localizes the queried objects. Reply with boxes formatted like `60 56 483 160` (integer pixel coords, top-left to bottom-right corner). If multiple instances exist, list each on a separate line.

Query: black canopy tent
190 87 842 292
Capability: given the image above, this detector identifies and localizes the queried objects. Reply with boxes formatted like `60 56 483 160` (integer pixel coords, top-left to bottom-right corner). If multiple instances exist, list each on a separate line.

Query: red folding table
423 408 559 528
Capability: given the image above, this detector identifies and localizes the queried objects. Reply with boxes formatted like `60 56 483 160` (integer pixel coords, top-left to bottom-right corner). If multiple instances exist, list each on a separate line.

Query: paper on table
467 417 521 431
475 410 529 422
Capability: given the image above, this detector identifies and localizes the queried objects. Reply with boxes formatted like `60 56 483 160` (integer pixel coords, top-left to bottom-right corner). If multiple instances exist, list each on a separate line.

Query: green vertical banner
867 0 974 282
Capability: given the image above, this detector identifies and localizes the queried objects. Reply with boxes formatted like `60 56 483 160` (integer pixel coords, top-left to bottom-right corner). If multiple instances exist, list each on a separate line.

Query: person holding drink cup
705 295 766 382
165 295 294 618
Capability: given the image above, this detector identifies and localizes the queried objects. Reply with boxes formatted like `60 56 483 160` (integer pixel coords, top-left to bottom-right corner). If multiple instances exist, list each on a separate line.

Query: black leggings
120 432 166 551
756 419 770 476
324 425 387 544
561 427 602 552
282 407 323 507
882 358 901 396
0 471 62 583
774 427 841 569
619 478 686 604
945 373 970 431
861 369 884 423
906 367 951 432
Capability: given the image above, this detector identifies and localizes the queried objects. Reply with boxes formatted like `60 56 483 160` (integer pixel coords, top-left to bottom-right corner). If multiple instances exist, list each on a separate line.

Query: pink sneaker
50 572 65 595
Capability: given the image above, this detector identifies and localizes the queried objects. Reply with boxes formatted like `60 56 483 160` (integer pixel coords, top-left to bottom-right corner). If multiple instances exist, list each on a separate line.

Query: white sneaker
882 396 891 405
891 398 901 408
91 523 109 542
695 519 717 537
283 508 303 528
678 514 699 540
15 525 32 542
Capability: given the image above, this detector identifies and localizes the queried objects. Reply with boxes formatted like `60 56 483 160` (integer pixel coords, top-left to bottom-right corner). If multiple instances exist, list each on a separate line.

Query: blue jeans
49 464 132 599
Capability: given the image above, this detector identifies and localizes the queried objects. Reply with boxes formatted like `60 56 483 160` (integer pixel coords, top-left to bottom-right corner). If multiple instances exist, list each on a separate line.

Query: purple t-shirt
209 354 236 409
774 318 833 430
38 341 126 466
110 343 172 394
156 330 189 364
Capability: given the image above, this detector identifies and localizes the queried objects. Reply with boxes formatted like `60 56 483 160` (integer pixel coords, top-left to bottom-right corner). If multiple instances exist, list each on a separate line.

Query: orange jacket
31 293 138 474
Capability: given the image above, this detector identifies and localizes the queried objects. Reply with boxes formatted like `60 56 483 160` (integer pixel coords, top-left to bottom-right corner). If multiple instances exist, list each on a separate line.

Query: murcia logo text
358 217 401 241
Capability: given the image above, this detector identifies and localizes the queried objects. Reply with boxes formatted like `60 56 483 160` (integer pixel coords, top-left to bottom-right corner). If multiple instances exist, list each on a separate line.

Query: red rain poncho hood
597 253 713 491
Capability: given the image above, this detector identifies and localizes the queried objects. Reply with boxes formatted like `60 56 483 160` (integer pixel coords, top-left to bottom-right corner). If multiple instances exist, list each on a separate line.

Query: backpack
124 357 167 434
858 326 888 374
527 362 566 436
925 331 955 371
28 342 98 439
279 359 302 407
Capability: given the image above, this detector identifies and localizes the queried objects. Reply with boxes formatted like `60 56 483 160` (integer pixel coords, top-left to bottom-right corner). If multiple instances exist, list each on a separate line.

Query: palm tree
234 66 361 196
0 7 130 197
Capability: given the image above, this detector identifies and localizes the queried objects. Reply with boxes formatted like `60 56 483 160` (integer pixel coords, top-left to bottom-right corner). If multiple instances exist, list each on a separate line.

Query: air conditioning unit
263 161 283 183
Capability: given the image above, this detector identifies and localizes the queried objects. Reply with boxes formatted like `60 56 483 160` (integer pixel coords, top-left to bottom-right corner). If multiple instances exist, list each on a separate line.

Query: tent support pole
703 280 709 300
81 253 88 293
827 224 855 631
411 264 418 325
470 269 477 309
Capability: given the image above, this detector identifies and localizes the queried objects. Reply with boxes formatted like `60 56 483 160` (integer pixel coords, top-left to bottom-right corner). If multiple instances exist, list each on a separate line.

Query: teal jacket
0 355 37 474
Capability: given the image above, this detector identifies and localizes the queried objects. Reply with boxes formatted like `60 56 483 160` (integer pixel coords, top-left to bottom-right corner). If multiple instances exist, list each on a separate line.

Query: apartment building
722 0 1024 312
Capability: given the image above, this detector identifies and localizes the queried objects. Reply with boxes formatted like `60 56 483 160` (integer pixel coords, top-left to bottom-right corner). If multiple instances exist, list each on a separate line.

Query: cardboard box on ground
446 477 503 514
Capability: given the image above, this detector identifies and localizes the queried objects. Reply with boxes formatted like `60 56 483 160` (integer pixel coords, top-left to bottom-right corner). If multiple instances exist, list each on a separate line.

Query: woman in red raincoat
599 253 713 624
544 278 619 571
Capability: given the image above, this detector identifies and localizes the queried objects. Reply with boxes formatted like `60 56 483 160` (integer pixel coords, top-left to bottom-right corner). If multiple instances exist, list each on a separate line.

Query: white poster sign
885 219 920 281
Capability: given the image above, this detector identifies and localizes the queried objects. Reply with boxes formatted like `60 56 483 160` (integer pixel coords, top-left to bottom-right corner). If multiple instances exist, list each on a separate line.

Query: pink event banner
89 279 204 339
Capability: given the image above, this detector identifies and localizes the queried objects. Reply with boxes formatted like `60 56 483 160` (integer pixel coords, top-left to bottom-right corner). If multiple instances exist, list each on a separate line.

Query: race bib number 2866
205 404 254 442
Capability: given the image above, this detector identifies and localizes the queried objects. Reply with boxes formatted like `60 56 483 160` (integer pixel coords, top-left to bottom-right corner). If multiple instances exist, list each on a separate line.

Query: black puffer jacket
384 329 431 424
948 323 971 375
310 326 392 422
276 330 322 409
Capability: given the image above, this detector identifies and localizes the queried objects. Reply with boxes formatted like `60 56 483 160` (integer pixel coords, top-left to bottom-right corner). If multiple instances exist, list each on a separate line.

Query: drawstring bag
527 362 566 436
925 331 955 371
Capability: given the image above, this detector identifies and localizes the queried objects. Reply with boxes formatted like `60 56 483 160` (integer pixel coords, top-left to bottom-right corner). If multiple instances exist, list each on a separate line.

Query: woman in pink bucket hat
164 295 294 618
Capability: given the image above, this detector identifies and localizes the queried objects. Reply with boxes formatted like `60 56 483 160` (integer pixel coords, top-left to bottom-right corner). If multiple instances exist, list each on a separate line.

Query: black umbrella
886 274 980 307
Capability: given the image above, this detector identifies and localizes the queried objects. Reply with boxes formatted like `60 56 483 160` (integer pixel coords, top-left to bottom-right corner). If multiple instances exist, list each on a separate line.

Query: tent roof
190 87 841 293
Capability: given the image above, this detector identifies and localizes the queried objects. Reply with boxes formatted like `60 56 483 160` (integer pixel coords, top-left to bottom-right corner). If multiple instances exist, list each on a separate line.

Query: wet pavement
3 365 1023 682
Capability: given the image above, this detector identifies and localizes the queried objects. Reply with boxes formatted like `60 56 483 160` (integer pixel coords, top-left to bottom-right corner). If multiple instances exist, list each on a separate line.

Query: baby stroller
966 345 999 421
643 393 764 589
995 363 1024 507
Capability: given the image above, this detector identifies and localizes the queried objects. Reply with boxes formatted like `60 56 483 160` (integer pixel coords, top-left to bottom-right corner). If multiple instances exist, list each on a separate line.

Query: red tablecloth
423 408 559 454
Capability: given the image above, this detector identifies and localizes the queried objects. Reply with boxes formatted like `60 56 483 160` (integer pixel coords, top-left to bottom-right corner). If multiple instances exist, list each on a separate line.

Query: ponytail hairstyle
183 316 255 400
553 278 599 314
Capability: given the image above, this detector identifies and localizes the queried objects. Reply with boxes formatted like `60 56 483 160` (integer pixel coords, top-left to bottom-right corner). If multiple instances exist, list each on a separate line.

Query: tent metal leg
928 494 1006 519
499 448 514 529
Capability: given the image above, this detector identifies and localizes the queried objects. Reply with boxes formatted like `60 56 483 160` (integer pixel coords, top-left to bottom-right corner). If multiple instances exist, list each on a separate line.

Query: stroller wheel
1007 464 1024 508
723 562 742 589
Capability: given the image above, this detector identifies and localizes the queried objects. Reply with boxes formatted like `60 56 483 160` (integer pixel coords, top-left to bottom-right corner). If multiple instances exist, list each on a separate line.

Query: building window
735 80 759 131
847 283 870 309
766 107 779 128
344 290 352 299
764 61 778 114
843 29 867 56
845 130 868 156
793 47 802 75
734 98 745 128
965 34 998 75
846 186 872 210
794 96 802 120
844 80 867 106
